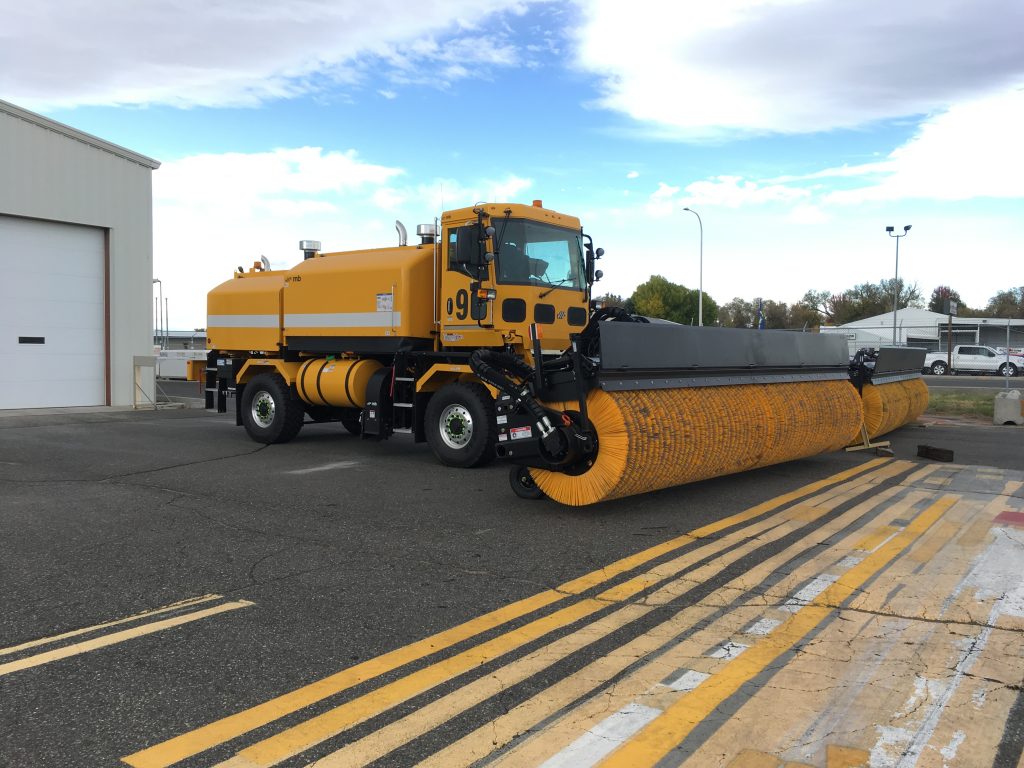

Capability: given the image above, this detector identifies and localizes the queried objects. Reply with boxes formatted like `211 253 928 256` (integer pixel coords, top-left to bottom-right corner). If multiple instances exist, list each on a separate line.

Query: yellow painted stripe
0 594 222 658
0 600 253 678
218 578 658 768
598 494 960 768
471 483 926 768
123 459 892 768
313 474 906 768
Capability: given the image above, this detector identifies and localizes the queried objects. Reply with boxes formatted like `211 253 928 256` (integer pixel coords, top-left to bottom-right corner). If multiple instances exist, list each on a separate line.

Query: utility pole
683 207 703 326
885 225 911 345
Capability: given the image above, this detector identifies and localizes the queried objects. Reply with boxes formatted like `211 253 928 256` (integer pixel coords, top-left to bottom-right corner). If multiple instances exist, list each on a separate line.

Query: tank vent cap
300 240 321 260
532 199 543 207
416 223 438 244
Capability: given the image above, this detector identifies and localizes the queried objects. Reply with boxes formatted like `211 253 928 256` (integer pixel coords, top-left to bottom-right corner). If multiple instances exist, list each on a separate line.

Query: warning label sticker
509 426 533 440
376 293 394 312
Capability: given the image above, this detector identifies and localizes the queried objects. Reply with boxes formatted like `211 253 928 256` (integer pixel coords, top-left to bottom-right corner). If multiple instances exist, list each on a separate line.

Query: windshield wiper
539 278 574 298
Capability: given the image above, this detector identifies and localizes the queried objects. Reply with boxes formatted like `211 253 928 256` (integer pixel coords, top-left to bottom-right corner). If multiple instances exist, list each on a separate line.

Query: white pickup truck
923 345 1024 376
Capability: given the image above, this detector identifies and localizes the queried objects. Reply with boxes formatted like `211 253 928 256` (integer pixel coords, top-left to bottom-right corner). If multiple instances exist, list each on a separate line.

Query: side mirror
454 225 479 265
595 269 603 282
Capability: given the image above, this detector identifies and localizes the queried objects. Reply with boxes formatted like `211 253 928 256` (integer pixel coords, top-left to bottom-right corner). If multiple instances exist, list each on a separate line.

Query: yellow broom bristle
530 380 863 507
858 378 929 439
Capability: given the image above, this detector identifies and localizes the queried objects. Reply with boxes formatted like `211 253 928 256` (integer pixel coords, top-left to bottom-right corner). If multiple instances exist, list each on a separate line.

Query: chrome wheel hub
439 404 473 450
251 391 276 428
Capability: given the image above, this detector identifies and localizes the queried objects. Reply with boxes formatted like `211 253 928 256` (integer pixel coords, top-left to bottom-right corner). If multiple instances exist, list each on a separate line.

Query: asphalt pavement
1 405 1022 767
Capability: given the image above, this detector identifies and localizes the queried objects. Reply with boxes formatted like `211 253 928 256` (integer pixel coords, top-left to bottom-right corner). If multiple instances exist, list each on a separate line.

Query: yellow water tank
296 358 383 408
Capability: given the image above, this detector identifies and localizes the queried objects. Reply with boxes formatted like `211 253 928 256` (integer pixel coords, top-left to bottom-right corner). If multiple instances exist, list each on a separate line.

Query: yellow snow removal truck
201 200 927 505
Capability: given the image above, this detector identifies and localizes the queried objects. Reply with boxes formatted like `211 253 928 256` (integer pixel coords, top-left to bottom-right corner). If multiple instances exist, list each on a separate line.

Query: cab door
438 225 502 348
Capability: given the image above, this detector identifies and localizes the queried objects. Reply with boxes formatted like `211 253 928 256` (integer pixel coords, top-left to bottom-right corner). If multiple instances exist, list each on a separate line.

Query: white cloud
646 182 681 217
683 175 808 208
573 0 1024 137
825 88 1024 203
377 89 398 100
153 149 539 327
2 0 542 109
626 170 639 179
154 146 404 327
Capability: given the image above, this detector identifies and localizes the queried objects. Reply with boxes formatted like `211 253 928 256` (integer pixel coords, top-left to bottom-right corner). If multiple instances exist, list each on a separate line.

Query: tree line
597 278 1024 329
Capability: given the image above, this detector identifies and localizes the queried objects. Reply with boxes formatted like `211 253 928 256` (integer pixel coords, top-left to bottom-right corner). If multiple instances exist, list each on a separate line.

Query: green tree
594 293 627 309
927 285 963 314
985 287 1024 318
761 300 789 329
629 275 717 325
799 290 833 322
719 297 755 328
788 302 822 330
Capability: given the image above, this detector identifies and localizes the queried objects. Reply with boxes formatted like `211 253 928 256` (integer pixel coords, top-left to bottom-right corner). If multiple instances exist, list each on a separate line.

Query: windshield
491 218 584 290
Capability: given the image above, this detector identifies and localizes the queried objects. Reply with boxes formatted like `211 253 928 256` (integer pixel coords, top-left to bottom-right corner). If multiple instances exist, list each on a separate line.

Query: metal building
0 99 160 409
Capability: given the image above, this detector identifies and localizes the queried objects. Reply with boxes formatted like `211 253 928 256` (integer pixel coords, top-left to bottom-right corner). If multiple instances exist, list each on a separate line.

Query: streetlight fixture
152 278 163 349
885 224 911 344
683 207 703 326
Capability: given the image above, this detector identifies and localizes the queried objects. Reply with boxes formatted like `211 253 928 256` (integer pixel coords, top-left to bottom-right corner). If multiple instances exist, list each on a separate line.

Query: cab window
492 219 583 291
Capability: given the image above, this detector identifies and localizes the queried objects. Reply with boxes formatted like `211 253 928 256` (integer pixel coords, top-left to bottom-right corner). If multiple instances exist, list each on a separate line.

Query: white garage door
0 215 106 408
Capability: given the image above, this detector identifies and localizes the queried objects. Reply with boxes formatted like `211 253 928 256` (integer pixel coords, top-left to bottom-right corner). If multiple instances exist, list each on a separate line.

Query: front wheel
509 465 545 500
930 361 948 376
999 362 1018 377
424 382 496 468
241 373 304 444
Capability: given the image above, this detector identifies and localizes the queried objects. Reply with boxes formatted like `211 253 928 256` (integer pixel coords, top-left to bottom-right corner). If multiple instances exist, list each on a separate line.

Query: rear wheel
241 373 304 444
304 405 335 423
999 362 1018 377
930 361 948 375
424 382 496 468
340 409 362 435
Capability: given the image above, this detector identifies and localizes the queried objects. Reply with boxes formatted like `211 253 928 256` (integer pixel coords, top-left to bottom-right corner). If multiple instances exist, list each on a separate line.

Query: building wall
0 101 158 407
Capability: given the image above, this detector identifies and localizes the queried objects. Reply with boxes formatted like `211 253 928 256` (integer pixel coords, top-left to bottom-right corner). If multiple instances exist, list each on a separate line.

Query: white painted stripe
0 595 221 657
286 461 360 475
539 703 662 768
284 312 402 328
744 617 782 636
782 574 838 612
207 314 279 328
0 600 253 677
836 555 864 569
667 669 709 692
709 641 748 659
868 531 900 554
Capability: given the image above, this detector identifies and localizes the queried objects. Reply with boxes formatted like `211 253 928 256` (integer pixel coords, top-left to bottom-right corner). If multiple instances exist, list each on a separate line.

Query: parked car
923 345 1024 376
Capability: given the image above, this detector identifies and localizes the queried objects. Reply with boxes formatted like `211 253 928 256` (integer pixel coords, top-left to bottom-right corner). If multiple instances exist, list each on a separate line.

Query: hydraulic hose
468 349 555 437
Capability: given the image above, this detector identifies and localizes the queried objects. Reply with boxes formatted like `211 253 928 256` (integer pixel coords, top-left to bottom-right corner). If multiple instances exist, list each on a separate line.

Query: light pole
683 207 703 326
885 225 911 344
152 278 163 349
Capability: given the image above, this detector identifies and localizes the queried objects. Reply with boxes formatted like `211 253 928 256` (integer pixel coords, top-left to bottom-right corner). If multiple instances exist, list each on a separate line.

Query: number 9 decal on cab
448 289 469 320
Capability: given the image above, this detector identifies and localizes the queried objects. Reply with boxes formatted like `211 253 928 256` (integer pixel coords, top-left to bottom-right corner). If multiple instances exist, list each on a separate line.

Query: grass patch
928 390 995 418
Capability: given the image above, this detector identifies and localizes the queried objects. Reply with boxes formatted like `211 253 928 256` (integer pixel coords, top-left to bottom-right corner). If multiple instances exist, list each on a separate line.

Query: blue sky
5 0 1022 329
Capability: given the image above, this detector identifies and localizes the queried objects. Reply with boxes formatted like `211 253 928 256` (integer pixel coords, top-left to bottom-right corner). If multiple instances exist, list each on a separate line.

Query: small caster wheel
509 465 545 500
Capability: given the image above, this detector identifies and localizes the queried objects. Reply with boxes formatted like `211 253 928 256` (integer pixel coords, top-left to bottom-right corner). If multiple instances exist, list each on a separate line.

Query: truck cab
439 202 593 358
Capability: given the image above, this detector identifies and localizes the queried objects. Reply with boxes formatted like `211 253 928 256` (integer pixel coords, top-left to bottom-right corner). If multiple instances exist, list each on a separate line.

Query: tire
340 409 362 435
509 465 545 500
305 405 335 423
930 361 948 376
241 373 304 444
999 362 1018 377
424 382 496 468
